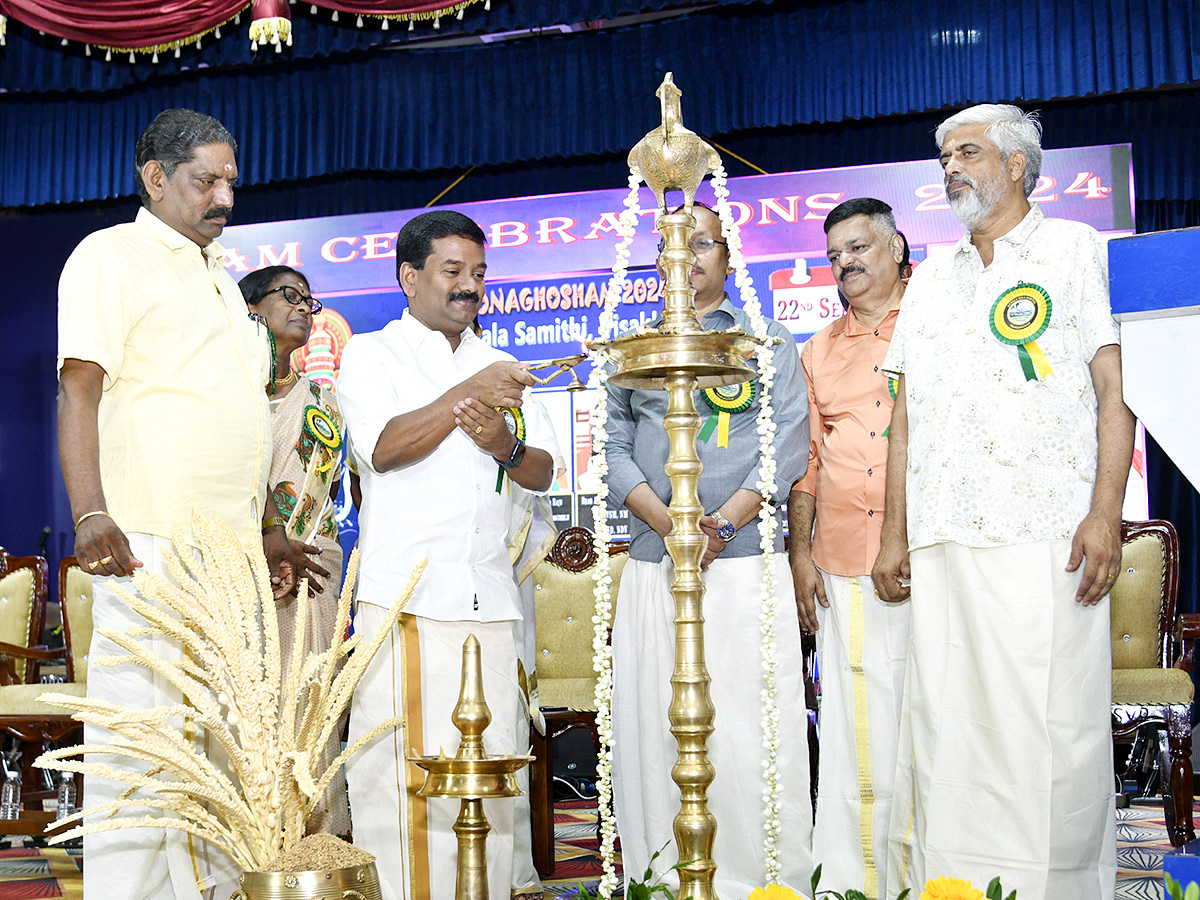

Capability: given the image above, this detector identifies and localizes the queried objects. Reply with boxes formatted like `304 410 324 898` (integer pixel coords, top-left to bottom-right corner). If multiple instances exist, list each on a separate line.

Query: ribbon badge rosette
991 281 1054 381
494 405 526 491
882 376 898 439
698 381 757 448
303 404 343 473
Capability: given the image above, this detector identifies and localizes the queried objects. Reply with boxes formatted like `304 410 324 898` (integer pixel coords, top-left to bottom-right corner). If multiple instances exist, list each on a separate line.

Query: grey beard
947 175 1006 232
948 188 996 232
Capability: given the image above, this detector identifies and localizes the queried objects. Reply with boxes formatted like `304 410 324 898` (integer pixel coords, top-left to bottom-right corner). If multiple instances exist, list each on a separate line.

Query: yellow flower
919 876 985 900
748 886 799 900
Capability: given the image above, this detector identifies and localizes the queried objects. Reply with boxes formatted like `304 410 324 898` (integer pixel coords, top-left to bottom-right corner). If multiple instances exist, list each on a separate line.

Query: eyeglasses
264 284 322 315
656 237 728 255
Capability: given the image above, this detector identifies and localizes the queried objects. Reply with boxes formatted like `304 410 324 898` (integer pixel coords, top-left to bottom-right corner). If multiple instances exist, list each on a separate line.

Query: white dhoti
887 541 1116 900
612 554 814 897
346 611 523 900
813 571 910 900
85 533 240 900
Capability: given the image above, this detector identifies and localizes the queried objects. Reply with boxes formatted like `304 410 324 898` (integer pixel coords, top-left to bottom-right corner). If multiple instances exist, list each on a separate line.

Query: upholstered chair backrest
1110 522 1175 671
0 568 37 683
534 528 628 711
61 561 95 684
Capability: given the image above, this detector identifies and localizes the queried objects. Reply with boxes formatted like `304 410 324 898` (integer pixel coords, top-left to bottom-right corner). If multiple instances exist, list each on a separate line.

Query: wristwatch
711 511 736 541
496 437 527 469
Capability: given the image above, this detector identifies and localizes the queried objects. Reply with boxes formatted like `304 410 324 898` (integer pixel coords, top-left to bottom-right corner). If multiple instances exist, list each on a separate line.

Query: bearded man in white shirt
872 104 1134 900
337 210 555 900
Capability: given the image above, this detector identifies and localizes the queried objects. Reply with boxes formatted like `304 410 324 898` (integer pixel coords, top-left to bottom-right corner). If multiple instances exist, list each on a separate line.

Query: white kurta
611 555 815 898
812 571 909 900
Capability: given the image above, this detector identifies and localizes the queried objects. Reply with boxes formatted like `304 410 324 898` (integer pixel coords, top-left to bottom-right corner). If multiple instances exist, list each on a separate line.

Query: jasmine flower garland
587 171 643 900
712 165 784 884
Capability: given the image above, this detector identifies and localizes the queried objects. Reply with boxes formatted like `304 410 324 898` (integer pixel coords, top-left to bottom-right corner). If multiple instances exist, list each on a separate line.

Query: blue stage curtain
2 0 1197 208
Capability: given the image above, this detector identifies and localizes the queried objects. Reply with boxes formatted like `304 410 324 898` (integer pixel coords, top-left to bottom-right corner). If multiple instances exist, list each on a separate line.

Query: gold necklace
270 368 299 396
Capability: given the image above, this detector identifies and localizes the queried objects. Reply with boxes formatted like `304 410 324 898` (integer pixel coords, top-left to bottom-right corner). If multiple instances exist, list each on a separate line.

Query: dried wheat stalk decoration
36 514 425 872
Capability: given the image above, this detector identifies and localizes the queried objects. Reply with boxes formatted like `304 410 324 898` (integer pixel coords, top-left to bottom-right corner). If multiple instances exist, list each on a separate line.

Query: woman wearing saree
241 265 350 836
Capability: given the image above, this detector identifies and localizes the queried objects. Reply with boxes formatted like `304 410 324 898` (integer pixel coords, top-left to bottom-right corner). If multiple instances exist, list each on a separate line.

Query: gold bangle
74 510 111 530
261 516 286 532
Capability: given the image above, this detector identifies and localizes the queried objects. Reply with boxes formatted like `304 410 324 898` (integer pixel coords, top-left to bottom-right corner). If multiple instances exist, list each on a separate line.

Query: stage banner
222 144 1134 542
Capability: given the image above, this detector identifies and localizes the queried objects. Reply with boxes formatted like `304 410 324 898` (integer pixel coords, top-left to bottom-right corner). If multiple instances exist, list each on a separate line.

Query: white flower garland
587 166 784 893
588 171 643 900
712 165 784 883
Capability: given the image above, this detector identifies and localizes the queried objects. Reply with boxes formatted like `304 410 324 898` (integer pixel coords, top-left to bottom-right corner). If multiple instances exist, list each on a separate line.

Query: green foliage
1166 873 1200 900
984 876 1016 900
810 863 909 900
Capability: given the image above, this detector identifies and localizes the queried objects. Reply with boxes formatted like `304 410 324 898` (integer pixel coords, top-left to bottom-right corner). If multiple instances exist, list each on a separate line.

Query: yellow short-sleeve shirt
58 207 272 546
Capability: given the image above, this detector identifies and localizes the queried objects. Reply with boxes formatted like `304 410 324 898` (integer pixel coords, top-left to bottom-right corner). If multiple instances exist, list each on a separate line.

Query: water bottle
0 776 21 819
56 777 76 820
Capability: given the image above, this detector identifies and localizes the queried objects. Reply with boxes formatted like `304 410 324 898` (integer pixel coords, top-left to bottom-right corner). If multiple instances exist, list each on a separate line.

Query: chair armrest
1173 614 1200 675
0 642 60 687
0 642 60 661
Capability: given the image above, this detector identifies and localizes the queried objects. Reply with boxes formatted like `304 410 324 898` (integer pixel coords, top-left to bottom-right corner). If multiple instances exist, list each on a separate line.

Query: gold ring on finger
99 555 114 565
87 559 99 570
475 424 483 434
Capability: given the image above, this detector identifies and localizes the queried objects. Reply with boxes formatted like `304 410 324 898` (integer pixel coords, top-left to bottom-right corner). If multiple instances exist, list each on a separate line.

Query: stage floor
0 797 1179 899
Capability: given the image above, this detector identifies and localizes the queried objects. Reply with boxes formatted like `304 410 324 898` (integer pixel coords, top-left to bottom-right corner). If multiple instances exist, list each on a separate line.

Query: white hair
935 104 1043 197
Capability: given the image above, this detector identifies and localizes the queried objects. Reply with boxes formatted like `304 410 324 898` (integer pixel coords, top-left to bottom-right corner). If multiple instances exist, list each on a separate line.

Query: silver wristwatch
711 511 735 541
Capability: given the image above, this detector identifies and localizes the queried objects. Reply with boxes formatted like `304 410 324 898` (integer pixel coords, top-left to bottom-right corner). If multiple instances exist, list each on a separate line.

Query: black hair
394 210 487 284
238 266 310 307
134 109 238 205
823 197 897 235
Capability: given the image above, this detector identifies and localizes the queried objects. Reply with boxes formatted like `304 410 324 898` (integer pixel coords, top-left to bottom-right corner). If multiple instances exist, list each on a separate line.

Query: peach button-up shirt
795 305 899 577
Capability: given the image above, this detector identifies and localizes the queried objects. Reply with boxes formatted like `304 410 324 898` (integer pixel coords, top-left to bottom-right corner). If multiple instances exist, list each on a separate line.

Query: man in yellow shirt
57 108 294 900
789 198 910 900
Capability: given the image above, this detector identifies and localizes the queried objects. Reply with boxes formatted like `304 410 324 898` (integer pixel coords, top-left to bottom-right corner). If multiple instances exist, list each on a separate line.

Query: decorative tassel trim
11 0 490 57
348 0 489 32
249 15 292 51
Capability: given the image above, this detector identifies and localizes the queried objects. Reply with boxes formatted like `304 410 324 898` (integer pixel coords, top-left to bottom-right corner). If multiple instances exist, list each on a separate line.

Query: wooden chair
0 553 89 834
528 527 628 878
1111 519 1196 847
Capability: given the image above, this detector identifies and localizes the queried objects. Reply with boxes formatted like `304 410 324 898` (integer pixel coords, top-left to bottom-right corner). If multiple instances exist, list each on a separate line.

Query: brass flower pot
232 861 382 900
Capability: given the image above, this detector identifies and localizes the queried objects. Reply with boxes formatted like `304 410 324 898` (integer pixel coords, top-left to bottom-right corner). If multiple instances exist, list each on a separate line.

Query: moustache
947 174 976 191
838 265 865 281
204 206 233 222
448 291 480 304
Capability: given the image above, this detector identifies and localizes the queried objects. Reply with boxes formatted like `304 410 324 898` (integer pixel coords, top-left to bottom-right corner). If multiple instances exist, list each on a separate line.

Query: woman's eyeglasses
265 284 322 315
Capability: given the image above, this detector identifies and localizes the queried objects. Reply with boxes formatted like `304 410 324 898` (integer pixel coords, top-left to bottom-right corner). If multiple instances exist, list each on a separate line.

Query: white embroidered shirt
883 204 1120 549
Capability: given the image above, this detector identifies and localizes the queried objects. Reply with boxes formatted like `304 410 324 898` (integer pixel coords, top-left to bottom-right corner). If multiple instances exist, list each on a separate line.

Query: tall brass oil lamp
411 635 532 900
590 72 762 900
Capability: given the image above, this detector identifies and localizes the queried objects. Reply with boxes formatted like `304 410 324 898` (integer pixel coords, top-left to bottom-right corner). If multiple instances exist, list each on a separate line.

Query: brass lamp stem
663 371 718 900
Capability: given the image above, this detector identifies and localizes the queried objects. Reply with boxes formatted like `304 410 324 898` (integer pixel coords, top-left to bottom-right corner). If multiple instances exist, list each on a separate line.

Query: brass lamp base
411 635 531 900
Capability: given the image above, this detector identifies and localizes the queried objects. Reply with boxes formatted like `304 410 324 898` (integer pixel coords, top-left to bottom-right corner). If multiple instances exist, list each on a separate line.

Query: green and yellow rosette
303 405 343 473
882 376 898 439
495 406 526 492
990 282 1054 381
698 381 757 448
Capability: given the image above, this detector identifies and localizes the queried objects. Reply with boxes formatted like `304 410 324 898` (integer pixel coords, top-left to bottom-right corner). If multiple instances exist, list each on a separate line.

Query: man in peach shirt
788 198 910 900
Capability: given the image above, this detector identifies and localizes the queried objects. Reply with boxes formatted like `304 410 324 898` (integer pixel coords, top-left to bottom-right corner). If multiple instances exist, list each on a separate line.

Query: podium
1109 228 1200 492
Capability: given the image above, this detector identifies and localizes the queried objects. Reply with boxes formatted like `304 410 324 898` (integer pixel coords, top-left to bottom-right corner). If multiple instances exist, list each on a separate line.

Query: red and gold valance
0 0 489 56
